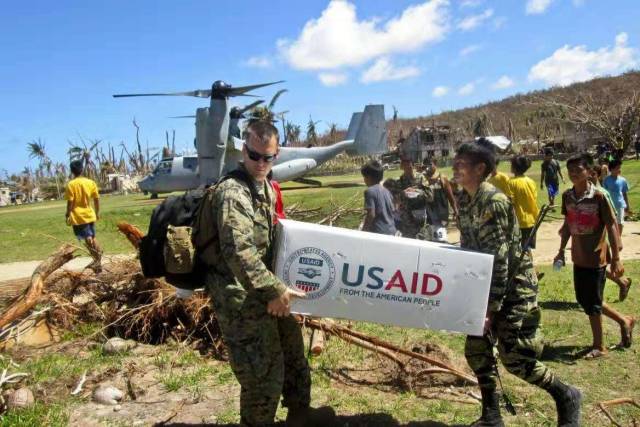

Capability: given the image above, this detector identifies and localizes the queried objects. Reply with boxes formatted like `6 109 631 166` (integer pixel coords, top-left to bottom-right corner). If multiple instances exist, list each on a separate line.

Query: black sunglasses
244 144 277 163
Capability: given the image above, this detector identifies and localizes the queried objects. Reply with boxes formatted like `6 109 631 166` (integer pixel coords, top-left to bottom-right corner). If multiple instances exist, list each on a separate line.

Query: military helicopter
113 80 386 197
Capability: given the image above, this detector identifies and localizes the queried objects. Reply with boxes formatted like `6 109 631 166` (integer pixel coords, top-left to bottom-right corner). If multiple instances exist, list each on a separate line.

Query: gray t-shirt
364 184 397 235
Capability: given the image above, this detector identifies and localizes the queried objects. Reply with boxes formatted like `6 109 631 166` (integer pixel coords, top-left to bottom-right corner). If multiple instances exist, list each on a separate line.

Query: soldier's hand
267 288 306 317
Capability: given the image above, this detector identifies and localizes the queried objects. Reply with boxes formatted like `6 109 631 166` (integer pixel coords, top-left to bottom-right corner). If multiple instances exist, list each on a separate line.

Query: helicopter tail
346 104 387 155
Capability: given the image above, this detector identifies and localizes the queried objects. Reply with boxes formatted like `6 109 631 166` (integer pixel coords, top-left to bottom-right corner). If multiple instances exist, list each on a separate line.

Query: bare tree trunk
0 245 76 329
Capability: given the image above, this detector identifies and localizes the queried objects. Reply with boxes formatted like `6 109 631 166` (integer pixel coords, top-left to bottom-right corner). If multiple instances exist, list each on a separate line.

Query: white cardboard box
274 219 494 336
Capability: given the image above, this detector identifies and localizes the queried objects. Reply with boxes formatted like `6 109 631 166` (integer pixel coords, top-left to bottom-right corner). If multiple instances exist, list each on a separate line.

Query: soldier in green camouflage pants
203 121 329 426
453 141 581 427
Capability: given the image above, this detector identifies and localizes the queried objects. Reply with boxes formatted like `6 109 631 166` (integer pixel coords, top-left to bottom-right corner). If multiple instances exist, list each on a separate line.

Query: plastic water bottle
553 259 565 271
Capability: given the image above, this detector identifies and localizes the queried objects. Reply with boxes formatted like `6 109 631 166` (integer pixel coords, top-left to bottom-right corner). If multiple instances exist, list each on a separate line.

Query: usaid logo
283 247 336 300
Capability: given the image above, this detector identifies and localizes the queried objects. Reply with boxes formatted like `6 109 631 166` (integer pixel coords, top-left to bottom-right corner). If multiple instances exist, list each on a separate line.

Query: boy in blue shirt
603 159 631 234
361 160 397 235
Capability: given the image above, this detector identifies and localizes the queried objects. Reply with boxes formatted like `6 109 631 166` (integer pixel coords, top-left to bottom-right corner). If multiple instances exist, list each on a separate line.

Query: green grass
301 260 640 426
1 261 638 425
14 347 129 385
1 162 640 425
2 158 639 262
0 401 69 427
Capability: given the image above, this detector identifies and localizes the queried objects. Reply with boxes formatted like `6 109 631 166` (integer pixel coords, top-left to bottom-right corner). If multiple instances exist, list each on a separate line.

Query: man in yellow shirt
487 158 513 199
65 160 102 272
508 155 540 250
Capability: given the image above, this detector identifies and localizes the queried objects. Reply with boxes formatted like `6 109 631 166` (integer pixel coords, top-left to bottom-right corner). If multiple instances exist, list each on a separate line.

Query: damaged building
398 125 454 164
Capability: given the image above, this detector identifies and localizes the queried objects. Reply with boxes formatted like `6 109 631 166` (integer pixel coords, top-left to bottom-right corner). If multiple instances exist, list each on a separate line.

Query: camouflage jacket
456 182 537 313
392 174 434 212
206 169 286 306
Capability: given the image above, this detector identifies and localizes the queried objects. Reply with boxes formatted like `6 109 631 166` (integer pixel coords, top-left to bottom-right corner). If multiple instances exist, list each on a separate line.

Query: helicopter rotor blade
228 80 285 97
113 89 211 98
113 80 283 99
238 100 265 115
169 115 196 119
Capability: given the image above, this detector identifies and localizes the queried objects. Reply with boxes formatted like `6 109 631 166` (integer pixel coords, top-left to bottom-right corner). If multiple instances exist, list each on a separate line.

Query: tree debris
70 370 87 396
0 244 75 330
592 398 640 427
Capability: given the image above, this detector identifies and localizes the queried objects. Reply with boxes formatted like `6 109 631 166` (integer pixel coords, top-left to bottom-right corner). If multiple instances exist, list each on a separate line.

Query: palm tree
18 167 35 202
285 122 301 145
68 139 101 181
306 116 321 146
27 139 61 198
328 123 338 144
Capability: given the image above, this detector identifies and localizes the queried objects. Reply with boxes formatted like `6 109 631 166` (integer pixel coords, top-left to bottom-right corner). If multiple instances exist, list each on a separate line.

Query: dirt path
0 255 135 299
445 219 640 264
1 220 639 288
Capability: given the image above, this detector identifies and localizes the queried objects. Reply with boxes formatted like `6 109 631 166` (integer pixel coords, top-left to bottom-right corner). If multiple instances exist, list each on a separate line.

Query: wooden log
310 330 325 356
0 245 76 330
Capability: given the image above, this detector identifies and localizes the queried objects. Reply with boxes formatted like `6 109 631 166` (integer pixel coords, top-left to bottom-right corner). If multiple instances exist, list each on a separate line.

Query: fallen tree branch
335 330 406 370
117 222 145 249
0 368 29 388
592 398 640 427
305 318 477 385
0 245 76 330
71 370 87 396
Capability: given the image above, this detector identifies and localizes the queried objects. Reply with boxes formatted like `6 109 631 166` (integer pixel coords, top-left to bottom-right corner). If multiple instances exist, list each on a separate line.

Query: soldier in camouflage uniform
453 143 581 427
204 121 331 426
389 158 433 239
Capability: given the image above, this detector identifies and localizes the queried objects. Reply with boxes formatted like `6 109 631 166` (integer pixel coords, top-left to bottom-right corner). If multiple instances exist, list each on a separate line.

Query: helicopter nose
137 176 153 191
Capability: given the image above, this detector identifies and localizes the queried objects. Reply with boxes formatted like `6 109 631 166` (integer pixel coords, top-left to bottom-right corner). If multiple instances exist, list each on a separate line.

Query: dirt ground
446 219 640 263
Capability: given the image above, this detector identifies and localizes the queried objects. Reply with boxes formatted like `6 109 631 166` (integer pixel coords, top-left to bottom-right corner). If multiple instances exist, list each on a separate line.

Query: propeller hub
229 106 243 119
212 80 232 99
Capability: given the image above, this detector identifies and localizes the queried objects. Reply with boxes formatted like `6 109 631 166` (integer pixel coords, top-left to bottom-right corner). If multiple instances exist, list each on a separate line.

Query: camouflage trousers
465 301 555 391
212 295 311 426
397 213 426 239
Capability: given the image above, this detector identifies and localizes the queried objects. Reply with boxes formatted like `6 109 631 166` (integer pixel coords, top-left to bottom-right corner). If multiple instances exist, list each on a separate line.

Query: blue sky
1 0 639 175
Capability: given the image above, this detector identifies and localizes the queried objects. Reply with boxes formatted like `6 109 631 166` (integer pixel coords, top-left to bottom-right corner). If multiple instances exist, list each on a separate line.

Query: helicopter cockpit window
155 160 172 175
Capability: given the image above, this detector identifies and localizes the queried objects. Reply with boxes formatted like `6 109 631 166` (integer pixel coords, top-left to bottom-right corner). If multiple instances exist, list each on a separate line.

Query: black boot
470 388 504 427
545 378 582 426
285 405 336 427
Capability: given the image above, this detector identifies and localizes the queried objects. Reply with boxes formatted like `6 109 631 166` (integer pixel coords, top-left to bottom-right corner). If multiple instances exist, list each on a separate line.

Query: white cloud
460 0 483 8
244 56 272 68
526 0 554 15
572 0 584 6
491 75 515 89
492 16 507 29
459 44 482 56
278 0 449 71
458 82 475 95
318 72 348 86
432 86 450 97
360 58 420 83
528 32 638 86
457 8 493 31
